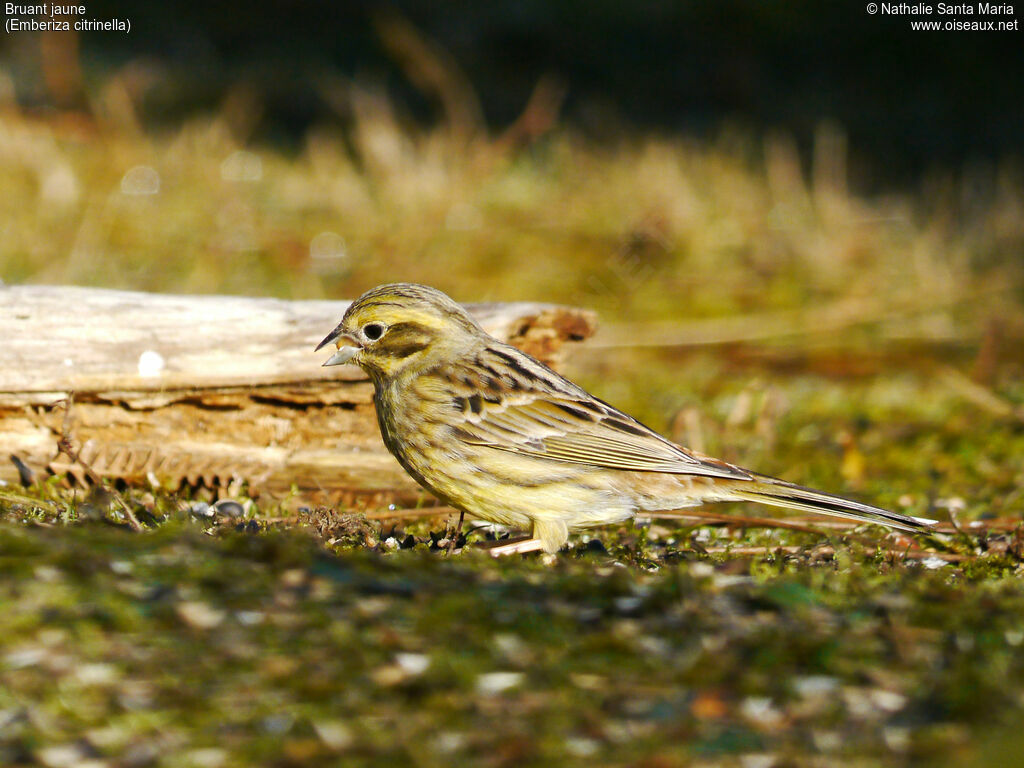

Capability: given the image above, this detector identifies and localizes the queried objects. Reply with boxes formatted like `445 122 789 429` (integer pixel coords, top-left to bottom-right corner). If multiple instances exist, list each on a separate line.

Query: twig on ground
700 545 972 562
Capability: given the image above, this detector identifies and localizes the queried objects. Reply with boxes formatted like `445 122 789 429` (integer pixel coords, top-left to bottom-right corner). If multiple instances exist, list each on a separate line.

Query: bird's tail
720 473 936 533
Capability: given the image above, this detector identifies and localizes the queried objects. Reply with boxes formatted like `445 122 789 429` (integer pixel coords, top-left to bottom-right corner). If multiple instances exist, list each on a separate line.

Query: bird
316 283 935 555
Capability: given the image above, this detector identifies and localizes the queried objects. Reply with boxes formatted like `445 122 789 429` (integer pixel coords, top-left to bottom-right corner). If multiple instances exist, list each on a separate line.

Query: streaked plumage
317 283 934 554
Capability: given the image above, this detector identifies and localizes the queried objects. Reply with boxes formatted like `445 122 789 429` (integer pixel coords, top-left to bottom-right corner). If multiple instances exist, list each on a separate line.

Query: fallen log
0 285 596 504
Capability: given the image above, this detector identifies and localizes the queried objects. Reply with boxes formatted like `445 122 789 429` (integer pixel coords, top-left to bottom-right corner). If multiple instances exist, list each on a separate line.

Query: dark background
6 0 1024 184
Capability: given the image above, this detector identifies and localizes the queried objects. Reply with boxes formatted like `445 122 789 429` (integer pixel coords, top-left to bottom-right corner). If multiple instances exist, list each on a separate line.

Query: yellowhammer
317 283 934 555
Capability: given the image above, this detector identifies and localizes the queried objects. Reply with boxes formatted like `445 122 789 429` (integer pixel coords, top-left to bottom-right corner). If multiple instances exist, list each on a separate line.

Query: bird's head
316 283 483 380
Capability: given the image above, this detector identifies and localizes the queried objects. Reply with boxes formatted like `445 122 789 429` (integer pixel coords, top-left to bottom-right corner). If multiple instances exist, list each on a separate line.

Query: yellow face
316 283 481 380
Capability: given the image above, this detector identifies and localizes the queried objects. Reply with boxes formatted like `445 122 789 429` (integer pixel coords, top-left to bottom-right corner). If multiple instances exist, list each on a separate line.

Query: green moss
0 512 1022 767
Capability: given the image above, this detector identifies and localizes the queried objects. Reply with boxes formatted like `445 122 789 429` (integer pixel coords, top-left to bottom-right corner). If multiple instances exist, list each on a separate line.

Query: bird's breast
371 377 453 490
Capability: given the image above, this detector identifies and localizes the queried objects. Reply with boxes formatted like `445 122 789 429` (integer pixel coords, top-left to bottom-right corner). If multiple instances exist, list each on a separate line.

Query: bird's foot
445 510 466 556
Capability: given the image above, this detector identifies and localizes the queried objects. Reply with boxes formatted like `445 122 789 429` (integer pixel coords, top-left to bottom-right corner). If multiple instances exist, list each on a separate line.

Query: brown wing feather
444 345 751 481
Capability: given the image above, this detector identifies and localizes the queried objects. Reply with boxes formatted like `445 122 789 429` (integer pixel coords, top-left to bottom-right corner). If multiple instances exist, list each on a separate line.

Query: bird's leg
484 519 568 557
446 509 465 555
486 537 546 557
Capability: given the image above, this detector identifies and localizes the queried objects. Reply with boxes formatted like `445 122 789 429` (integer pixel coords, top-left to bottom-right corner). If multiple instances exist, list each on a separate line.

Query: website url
909 18 1019 27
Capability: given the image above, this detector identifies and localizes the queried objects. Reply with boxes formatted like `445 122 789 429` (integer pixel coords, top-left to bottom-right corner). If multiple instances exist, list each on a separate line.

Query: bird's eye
363 322 385 341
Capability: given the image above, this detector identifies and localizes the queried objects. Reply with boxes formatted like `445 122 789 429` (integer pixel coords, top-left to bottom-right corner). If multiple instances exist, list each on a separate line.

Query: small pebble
34 566 61 583
119 742 161 768
432 732 465 754
740 697 784 728
883 726 911 752
236 611 264 626
812 730 842 752
176 601 225 630
85 725 132 751
36 744 93 768
75 663 118 685
262 714 293 735
871 689 907 713
565 737 600 757
370 665 408 687
189 502 213 519
614 596 643 614
5 647 46 669
475 671 523 694
182 748 227 768
792 675 838 698
213 500 245 518
740 755 777 768
395 653 430 675
313 720 353 751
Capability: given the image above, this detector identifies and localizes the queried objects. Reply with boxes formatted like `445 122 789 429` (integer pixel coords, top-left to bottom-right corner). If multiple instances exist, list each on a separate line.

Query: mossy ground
2 501 1024 768
2 105 1023 766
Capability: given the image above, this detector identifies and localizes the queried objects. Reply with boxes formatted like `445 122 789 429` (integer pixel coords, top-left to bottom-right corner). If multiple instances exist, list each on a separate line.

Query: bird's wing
442 350 750 481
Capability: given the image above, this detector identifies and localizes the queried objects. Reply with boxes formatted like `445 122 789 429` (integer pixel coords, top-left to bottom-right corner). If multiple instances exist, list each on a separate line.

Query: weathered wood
0 285 597 500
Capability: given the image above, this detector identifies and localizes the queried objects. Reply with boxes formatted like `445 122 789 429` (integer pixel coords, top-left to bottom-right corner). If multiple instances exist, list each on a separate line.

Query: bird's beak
315 326 362 367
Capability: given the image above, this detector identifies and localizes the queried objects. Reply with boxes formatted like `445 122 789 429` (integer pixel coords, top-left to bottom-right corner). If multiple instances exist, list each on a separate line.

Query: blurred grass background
2 3 1024 767
1 71 1021 514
